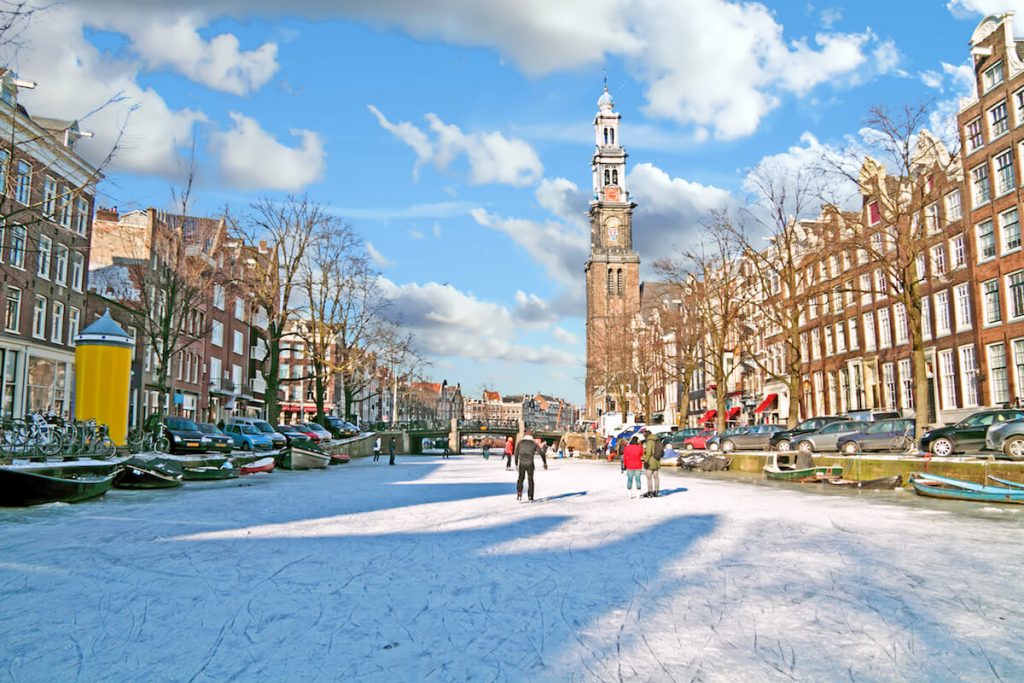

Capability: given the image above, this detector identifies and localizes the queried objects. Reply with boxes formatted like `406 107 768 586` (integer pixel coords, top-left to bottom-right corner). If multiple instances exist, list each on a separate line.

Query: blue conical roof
76 309 133 347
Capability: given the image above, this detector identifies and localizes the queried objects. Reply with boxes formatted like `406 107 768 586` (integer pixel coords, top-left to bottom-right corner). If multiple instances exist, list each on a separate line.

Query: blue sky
6 0 1014 405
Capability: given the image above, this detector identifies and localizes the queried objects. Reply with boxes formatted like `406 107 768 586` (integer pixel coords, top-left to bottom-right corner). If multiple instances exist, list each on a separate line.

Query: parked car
706 426 753 452
985 417 1024 460
842 410 901 423
768 416 849 451
663 427 700 445
301 422 334 443
195 423 234 453
921 409 1024 456
836 419 915 454
609 425 644 451
226 418 287 450
718 424 788 452
681 429 716 451
289 423 326 443
793 421 868 453
276 424 316 448
162 417 207 454
325 416 359 438
223 423 275 451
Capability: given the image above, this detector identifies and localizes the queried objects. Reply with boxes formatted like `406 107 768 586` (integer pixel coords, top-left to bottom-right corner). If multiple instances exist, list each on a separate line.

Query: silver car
986 418 1024 459
793 420 868 453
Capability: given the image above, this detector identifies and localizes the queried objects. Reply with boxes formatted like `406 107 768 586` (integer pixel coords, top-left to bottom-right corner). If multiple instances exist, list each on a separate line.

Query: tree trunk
265 332 282 425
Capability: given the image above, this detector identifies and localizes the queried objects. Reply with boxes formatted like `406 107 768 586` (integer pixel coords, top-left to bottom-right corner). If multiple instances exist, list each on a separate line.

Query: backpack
653 440 665 461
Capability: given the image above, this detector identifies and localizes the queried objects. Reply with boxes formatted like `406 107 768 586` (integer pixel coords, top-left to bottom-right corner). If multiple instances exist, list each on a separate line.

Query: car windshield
167 418 199 431
253 421 275 433
240 426 258 435
865 421 894 433
196 423 219 434
795 419 821 430
961 413 996 427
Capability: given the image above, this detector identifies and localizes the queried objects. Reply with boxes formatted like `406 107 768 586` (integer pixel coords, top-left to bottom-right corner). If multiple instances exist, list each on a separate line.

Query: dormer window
984 61 1005 92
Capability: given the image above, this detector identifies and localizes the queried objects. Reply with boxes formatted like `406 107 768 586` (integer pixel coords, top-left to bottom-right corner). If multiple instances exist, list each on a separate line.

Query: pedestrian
388 435 396 465
621 435 644 497
514 432 548 502
442 440 450 459
373 436 381 462
482 442 491 460
642 430 664 497
503 436 514 471
568 446 575 458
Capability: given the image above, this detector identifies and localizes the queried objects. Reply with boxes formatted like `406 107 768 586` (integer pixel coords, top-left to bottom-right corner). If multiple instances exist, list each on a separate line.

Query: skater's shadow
655 487 688 497
535 490 587 502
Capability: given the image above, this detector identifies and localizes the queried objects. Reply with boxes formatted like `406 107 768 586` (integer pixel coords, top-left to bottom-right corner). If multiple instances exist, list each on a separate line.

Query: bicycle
21 412 65 457
887 423 918 455
69 419 117 457
126 427 170 454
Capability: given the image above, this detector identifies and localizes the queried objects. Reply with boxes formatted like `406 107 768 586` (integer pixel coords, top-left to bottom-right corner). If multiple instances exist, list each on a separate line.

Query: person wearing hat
642 429 663 497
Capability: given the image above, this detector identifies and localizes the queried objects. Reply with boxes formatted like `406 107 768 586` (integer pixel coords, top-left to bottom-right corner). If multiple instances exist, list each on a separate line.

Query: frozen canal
2 457 1023 682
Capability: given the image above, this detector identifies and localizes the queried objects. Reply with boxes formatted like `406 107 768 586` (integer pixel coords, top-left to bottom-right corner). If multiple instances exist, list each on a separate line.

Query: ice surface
1 457 1023 681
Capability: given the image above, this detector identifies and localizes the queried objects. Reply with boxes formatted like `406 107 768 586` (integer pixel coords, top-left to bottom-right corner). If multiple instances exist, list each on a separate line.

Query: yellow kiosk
75 310 133 446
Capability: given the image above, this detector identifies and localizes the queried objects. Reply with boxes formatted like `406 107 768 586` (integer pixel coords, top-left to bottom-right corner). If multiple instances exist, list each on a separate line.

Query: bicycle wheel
40 430 63 457
126 429 145 453
887 436 910 454
154 436 170 454
99 437 117 458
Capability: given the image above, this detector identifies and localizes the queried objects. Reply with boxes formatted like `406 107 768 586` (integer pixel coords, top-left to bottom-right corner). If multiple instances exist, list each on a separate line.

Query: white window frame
877 307 892 349
54 244 68 286
984 60 1005 92
966 117 984 153
71 252 84 292
977 219 997 262
4 286 20 333
9 225 25 269
811 328 821 360
213 284 225 310
951 234 966 269
939 349 958 410
990 101 1010 141
31 295 46 339
959 345 980 408
945 190 962 222
972 163 992 208
232 329 243 355
68 307 80 347
1001 206 1021 254
922 295 932 340
863 312 877 352
982 278 1002 326
42 176 57 218
848 318 859 351
899 358 914 410
1008 270 1024 321
882 362 897 410
988 343 1010 406
50 300 63 344
36 235 51 279
935 289 952 337
211 320 224 347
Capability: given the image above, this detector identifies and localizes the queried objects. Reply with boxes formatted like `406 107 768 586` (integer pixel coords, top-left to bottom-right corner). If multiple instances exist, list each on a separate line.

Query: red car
682 429 717 451
290 423 326 443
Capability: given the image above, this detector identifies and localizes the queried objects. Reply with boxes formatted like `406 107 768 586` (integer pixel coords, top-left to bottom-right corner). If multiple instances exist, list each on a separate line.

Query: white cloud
366 242 395 268
471 206 587 288
513 290 558 324
820 7 843 29
369 106 543 186
553 327 578 345
210 112 325 191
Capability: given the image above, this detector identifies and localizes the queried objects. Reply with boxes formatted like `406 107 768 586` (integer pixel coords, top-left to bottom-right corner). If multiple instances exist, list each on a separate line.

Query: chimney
95 206 119 222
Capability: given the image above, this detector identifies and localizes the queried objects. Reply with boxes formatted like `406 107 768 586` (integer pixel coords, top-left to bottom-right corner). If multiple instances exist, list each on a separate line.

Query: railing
458 419 520 431
250 341 268 361
249 376 267 394
209 377 236 393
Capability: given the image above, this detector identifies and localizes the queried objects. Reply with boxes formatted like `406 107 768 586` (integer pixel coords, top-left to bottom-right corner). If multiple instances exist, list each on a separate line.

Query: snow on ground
2 457 1023 682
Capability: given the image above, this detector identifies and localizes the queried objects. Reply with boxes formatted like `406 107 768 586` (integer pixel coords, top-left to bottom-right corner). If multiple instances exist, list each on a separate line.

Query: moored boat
0 466 116 506
987 475 1024 490
909 472 1024 504
113 461 183 489
825 475 903 489
276 446 330 470
240 456 276 475
763 452 843 481
182 463 239 481
328 452 351 465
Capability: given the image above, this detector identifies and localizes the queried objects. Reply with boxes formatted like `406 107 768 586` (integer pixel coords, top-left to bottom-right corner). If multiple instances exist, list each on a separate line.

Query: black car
276 424 316 448
163 417 207 453
768 416 849 451
920 409 1024 457
196 422 234 453
325 416 359 438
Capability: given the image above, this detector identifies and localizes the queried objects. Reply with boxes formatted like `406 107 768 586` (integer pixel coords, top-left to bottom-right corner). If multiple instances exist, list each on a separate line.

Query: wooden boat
825 475 903 489
182 464 239 481
0 466 115 506
240 456 276 475
987 475 1024 490
275 446 330 470
113 461 183 489
909 472 1024 504
763 452 842 481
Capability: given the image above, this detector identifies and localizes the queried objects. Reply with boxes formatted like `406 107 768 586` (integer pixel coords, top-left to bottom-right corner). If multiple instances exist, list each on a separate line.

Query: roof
483 390 502 402
411 382 442 395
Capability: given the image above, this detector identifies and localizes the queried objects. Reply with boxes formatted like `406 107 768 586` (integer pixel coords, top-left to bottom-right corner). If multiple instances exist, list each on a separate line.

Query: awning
281 403 318 414
754 393 778 414
698 409 717 423
726 406 741 420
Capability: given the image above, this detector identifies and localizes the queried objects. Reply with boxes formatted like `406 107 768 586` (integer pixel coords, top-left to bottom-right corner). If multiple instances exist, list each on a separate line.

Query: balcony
250 339 268 361
209 377 236 396
250 375 268 394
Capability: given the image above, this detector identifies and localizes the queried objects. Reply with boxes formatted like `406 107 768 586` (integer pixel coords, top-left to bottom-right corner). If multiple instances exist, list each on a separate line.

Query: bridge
371 419 566 454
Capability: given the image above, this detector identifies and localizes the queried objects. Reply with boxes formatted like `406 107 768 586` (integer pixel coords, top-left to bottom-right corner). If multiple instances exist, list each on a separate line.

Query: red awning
699 409 717 423
754 393 778 414
726 406 741 420
281 404 318 414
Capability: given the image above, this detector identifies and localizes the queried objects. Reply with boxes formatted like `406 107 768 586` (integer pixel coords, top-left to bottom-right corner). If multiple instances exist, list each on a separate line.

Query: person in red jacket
503 436 514 471
621 435 645 497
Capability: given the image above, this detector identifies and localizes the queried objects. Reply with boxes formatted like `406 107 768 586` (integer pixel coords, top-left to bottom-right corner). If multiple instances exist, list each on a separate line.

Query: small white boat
276 446 330 470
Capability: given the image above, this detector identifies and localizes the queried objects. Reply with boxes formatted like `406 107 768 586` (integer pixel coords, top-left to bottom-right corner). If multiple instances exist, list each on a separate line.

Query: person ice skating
388 435 396 465
642 430 663 497
442 440 450 459
514 432 547 502
482 442 490 460
621 435 644 497
503 436 514 471
373 436 382 462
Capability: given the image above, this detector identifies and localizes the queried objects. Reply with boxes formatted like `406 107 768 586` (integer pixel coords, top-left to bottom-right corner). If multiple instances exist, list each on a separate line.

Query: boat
328 452 351 465
275 446 330 470
113 461 183 489
825 475 903 489
909 472 1024 504
986 475 1024 490
240 456 276 475
0 466 116 506
763 452 843 481
182 463 239 481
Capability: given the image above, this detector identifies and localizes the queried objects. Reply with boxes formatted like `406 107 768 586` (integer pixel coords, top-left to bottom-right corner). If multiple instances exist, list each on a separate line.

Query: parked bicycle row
0 412 116 459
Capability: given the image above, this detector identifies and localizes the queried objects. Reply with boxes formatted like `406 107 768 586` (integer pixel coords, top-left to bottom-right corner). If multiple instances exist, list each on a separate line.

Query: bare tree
585 306 637 423
657 292 708 426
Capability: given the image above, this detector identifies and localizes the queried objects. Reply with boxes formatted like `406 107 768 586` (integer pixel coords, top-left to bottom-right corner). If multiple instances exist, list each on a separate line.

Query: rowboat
0 466 115 506
113 461 183 489
825 475 903 489
182 463 239 481
329 452 351 465
763 452 842 481
275 446 330 470
909 472 1024 504
240 456 276 475
987 475 1024 490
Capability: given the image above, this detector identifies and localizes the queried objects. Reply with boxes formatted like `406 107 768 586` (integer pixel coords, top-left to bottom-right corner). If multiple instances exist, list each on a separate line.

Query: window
58 186 71 228
848 318 859 351
813 372 824 416
822 292 830 315
868 201 881 225
922 203 938 235
899 359 914 410
4 287 20 332
883 363 897 410
989 343 1010 405
1009 270 1024 319
68 307 79 347
232 330 243 354
824 325 834 356
808 296 818 319
1014 340 1024 404
50 301 63 344
951 234 966 269
990 101 1010 139
800 333 808 359
0 150 6 194
213 284 225 309
966 118 984 152
922 296 932 340
857 248 868 265
995 149 1015 196
945 191 962 222
74 198 88 236
835 321 846 353
210 357 222 386
939 349 958 410
877 308 892 349
832 286 842 312
42 177 57 217
37 235 51 279
10 225 25 268
31 296 46 339
983 279 1002 325
234 297 245 321
827 372 838 413
894 303 909 345
211 320 224 346
844 279 854 307
959 346 980 408
863 313 876 352
977 220 996 260
232 364 242 389
972 164 991 207
1016 88 1024 126
984 60 1005 92
54 244 68 286
1002 207 1021 252
935 290 952 336
860 273 872 305
280 364 290 379
71 252 84 291
930 244 946 276
874 269 887 299
15 161 30 204
811 328 821 360
839 368 850 412
954 283 972 331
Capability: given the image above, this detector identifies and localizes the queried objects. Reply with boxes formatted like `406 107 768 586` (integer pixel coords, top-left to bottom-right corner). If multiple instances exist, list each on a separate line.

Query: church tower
584 85 640 420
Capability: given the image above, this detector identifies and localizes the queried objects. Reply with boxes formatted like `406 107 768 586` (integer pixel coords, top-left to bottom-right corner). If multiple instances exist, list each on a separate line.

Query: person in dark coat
442 440 450 459
514 432 548 502
388 436 397 465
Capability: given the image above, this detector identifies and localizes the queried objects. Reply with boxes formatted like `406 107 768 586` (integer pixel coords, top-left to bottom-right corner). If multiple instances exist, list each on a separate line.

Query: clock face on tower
605 217 620 244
